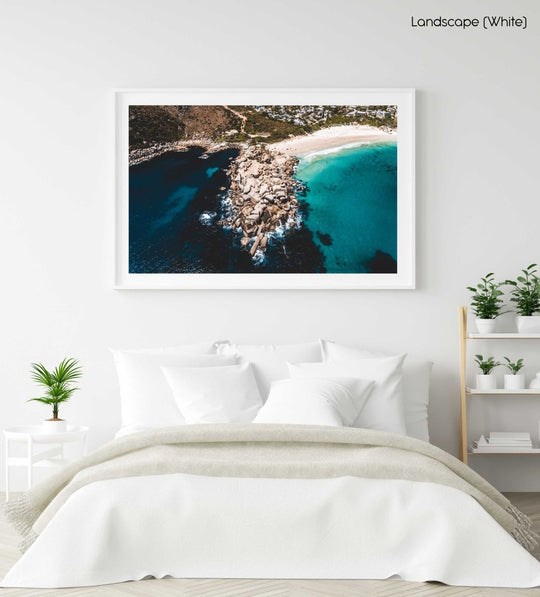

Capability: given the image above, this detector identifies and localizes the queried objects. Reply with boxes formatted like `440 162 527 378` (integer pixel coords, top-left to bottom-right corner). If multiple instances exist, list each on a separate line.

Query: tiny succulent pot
476 374 497 391
476 318 497 334
42 419 67 433
504 374 525 391
516 315 540 334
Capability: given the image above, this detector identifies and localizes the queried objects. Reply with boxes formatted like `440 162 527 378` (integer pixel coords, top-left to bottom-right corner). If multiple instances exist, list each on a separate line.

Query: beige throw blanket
6 424 537 553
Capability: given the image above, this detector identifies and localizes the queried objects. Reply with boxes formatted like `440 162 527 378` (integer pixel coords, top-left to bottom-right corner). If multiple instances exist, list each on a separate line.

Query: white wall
1 0 539 491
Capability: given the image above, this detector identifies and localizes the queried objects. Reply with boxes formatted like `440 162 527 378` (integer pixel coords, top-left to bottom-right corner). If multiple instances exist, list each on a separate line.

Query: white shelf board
467 388 540 395
468 333 540 339
470 448 540 455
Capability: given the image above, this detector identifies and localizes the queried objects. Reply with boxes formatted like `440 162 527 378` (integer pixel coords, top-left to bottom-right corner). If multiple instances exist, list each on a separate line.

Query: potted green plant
503 357 525 390
28 357 82 432
474 354 501 390
467 273 506 333
504 264 540 333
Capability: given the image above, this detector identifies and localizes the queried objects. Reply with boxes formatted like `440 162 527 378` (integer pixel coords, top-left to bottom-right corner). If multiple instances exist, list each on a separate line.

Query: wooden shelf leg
459 306 469 465
4 437 9 503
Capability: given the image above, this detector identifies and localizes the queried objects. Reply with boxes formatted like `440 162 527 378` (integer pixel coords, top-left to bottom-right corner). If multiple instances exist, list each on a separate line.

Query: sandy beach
269 124 396 158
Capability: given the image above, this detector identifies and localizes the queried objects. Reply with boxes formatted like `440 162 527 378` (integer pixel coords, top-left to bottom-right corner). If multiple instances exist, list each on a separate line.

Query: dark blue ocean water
129 147 242 273
128 143 397 274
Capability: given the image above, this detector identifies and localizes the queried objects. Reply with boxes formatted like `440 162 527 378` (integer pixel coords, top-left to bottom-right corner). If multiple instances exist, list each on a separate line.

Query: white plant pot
529 372 540 389
504 374 525 390
476 374 497 391
42 419 67 433
476 318 497 334
516 315 540 334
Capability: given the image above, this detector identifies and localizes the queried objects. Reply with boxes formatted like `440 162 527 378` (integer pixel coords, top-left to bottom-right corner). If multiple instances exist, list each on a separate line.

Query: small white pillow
288 355 406 435
216 341 322 399
111 348 237 429
320 339 433 442
162 360 263 424
254 377 374 427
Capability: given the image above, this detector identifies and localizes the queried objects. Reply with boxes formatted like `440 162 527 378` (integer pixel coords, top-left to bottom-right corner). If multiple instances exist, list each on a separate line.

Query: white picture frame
115 88 415 289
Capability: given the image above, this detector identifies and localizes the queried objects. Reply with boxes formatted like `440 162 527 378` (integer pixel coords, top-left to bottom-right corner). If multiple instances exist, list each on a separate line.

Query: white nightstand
4 425 88 501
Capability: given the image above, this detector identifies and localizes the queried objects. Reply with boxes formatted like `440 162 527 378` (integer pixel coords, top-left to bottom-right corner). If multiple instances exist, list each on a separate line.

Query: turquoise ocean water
295 141 397 273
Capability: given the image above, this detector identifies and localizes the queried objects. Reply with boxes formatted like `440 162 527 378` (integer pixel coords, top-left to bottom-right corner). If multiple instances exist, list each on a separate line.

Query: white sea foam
219 194 233 220
301 141 374 162
199 211 217 226
272 224 286 239
287 213 302 229
252 249 266 266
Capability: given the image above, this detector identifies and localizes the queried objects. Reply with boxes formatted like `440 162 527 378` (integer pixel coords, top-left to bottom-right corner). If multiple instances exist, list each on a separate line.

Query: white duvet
3 473 540 588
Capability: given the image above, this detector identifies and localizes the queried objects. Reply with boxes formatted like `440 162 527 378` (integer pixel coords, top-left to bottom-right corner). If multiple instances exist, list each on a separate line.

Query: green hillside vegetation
221 106 306 143
129 106 186 148
129 104 396 149
129 105 242 149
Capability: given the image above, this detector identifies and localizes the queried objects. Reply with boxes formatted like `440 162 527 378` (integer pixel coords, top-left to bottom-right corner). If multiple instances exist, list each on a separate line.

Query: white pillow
253 377 374 427
288 355 407 435
111 347 237 429
123 341 220 355
216 341 322 399
320 339 433 442
162 360 263 424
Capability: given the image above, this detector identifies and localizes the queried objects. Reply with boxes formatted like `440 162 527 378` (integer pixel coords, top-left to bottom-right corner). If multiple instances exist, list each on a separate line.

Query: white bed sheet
3 473 540 588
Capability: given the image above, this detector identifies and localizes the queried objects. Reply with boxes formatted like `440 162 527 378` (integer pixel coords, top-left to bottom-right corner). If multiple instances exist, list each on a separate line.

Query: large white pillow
288 354 407 435
320 340 433 442
111 347 237 429
162 360 263 424
253 377 374 427
216 341 322 399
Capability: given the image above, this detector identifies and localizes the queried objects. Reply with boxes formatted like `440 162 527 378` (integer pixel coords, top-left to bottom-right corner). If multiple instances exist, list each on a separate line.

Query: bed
3 340 540 589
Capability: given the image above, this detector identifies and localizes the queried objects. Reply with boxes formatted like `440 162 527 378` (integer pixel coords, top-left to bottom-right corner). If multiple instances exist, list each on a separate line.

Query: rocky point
219 144 302 259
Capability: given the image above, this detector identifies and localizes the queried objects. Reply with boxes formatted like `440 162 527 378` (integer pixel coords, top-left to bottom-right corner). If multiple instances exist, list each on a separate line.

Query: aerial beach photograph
128 104 398 275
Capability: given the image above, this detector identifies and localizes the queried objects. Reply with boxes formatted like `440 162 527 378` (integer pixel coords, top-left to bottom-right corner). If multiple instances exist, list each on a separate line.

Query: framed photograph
115 88 415 289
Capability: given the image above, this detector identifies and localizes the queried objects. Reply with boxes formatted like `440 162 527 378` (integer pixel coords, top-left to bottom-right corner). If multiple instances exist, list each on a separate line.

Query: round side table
4 425 88 502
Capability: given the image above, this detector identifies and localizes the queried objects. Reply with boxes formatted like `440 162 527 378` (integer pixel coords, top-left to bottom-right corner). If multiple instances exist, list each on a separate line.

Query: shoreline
128 124 395 166
268 124 396 158
129 140 238 167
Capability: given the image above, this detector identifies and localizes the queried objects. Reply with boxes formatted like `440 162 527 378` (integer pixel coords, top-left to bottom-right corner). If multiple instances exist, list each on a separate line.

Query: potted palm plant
467 273 506 333
474 354 500 390
28 357 82 432
505 264 540 333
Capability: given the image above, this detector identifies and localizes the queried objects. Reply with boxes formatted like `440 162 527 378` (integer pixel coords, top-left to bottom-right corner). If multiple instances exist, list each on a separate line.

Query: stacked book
473 432 535 453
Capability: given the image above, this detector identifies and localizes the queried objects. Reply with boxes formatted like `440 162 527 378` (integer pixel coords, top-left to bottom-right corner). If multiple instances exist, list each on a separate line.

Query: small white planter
42 419 67 434
504 374 525 391
529 372 540 389
476 374 497 391
476 318 497 334
517 315 540 334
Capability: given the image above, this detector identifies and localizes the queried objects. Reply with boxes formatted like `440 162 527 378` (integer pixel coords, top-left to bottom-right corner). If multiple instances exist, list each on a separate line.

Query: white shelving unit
471 448 540 454
468 333 540 339
459 306 540 464
467 388 540 395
